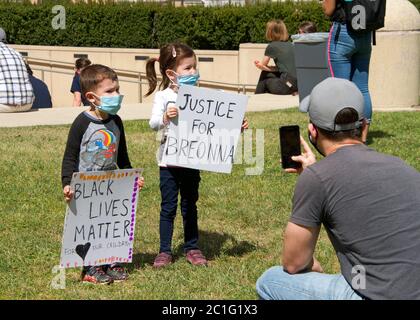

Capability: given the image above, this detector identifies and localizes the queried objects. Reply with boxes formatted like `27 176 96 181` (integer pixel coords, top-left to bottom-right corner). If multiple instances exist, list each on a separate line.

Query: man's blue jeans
328 22 372 122
256 266 363 300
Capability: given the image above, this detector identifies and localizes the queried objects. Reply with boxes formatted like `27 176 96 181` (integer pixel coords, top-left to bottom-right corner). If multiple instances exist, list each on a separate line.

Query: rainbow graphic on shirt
84 129 117 167
98 129 114 148
93 129 115 150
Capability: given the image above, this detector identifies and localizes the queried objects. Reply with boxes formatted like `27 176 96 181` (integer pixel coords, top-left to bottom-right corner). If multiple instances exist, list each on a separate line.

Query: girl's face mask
93 94 124 115
176 72 200 86
169 70 200 87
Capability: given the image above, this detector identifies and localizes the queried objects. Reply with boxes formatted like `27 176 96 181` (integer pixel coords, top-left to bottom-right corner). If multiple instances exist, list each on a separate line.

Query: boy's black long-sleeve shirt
61 112 132 188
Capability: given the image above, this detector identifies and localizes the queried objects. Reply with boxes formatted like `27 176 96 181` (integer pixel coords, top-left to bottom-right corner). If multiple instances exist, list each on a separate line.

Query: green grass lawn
1 109 419 300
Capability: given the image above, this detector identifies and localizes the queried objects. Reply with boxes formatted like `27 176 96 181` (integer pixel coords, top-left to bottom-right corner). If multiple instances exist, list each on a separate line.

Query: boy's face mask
93 94 124 115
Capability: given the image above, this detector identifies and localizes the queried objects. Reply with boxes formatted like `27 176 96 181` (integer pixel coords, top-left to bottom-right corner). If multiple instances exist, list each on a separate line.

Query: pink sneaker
153 252 173 268
186 250 208 266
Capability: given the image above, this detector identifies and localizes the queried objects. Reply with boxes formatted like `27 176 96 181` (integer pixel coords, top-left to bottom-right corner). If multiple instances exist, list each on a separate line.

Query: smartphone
279 125 302 169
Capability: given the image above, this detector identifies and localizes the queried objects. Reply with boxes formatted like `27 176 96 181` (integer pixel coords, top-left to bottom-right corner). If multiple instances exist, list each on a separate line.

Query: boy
62 64 144 284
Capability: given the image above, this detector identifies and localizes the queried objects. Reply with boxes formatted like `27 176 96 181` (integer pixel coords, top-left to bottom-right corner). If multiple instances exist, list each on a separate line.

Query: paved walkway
1 94 417 128
0 94 299 128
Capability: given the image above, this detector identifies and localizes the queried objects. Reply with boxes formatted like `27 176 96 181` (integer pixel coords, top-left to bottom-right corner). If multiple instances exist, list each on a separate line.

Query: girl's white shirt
149 87 178 167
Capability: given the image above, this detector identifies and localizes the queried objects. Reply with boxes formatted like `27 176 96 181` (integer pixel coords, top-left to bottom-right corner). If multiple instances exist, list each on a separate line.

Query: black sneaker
82 266 114 285
106 264 129 282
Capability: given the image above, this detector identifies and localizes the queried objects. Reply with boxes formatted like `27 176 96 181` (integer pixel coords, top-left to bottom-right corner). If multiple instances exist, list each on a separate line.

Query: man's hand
63 185 74 203
300 257 324 273
285 136 317 174
310 257 324 273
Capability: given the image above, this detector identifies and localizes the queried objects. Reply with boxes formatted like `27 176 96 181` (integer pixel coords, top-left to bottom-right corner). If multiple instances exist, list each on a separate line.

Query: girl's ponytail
145 57 159 97
146 43 195 96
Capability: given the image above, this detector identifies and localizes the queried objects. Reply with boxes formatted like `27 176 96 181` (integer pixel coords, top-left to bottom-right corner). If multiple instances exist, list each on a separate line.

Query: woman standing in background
323 0 373 143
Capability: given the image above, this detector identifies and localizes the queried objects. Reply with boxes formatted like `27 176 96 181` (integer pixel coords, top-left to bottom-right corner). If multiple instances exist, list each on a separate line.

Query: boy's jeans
256 266 363 300
159 167 201 254
328 22 372 122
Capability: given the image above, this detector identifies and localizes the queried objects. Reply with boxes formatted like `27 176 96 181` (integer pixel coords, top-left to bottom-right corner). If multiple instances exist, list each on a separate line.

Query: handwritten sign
162 85 248 173
60 169 142 268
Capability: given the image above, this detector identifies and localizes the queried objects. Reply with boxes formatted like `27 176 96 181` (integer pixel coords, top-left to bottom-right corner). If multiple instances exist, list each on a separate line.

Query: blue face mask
176 72 200 87
94 95 124 115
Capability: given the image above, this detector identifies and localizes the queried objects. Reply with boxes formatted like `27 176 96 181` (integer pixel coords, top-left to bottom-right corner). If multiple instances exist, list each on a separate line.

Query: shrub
0 1 331 50
409 0 420 11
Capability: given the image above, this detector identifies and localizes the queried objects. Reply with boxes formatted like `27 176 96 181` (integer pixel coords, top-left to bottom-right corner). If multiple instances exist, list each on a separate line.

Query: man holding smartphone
256 77 420 300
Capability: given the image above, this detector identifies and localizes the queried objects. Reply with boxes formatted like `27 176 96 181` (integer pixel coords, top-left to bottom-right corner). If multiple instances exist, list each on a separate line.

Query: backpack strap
334 23 341 44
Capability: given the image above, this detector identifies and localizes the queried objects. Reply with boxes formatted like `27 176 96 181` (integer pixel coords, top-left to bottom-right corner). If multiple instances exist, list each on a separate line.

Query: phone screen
279 125 302 169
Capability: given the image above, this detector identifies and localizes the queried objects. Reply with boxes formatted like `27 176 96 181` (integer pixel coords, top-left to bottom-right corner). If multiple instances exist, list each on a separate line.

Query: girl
146 43 248 268
254 20 298 96
146 43 206 268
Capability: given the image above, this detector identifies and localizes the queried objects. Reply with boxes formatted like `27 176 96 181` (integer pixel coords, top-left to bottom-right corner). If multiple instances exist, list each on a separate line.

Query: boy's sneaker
106 264 129 282
186 250 208 266
82 266 114 285
153 252 173 268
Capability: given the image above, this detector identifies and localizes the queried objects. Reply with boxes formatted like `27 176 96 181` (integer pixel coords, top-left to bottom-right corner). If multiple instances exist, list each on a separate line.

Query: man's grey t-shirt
290 144 420 300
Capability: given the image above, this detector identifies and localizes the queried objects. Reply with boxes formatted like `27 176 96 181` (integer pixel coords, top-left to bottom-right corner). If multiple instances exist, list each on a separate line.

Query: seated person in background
298 21 317 34
26 63 52 109
0 28 34 113
71 57 91 107
254 19 298 96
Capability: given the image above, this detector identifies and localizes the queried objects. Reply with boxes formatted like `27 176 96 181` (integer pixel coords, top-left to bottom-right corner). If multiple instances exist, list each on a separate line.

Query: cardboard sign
60 169 142 268
162 85 248 173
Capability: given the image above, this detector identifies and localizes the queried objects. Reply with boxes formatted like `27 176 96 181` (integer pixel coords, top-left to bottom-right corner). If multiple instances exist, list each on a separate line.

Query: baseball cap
0 28 7 43
299 77 365 132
